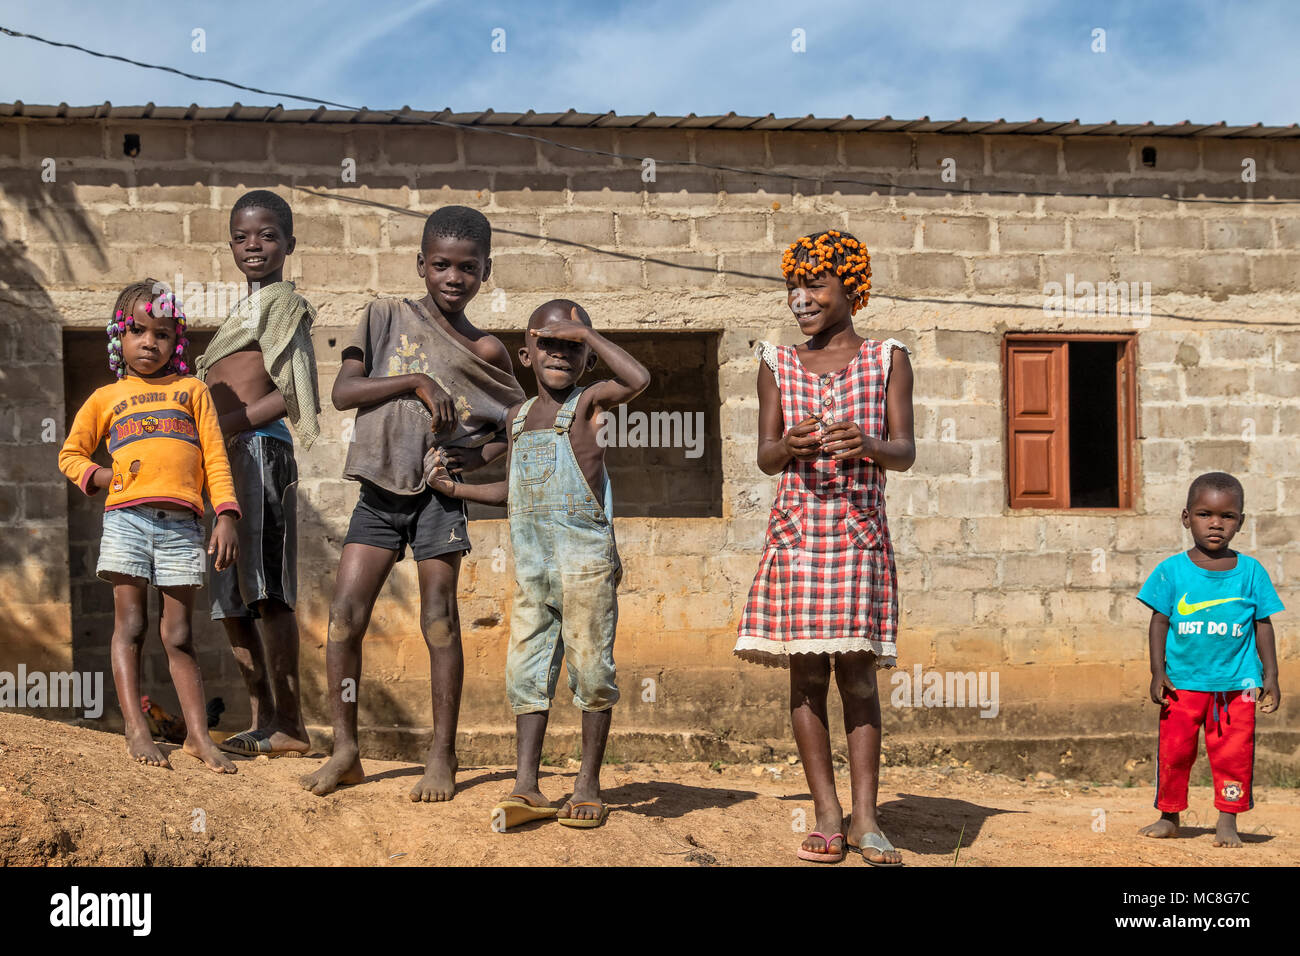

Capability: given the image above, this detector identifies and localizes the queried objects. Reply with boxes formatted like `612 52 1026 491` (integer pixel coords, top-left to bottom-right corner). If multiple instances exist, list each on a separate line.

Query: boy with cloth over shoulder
197 189 320 758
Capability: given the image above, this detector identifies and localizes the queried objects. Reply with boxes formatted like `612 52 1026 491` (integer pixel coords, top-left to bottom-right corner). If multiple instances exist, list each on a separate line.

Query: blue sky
0 0 1295 125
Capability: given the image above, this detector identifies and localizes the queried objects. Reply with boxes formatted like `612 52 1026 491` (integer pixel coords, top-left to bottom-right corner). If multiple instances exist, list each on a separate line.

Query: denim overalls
505 386 622 715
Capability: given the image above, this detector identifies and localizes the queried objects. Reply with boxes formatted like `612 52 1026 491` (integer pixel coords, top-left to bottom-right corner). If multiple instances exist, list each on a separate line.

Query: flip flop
492 794 560 830
849 831 903 867
217 729 305 757
557 800 610 829
796 831 845 863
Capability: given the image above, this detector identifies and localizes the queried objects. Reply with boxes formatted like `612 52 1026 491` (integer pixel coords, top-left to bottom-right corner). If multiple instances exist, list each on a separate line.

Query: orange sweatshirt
58 373 241 518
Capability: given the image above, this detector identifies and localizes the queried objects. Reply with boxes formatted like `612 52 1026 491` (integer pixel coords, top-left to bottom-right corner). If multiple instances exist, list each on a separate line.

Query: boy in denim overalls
428 299 650 828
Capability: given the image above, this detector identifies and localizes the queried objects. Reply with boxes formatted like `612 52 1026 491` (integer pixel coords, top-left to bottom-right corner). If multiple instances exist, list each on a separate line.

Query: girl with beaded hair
106 279 192 378
59 279 241 773
735 231 916 865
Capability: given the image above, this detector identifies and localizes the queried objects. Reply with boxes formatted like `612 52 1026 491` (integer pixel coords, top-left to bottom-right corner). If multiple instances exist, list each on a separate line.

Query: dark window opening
123 133 141 158
1067 341 1120 507
466 331 723 520
1141 146 1157 167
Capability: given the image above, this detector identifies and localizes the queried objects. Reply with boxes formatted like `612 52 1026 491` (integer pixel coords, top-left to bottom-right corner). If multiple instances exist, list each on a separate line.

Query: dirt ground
1 713 1296 867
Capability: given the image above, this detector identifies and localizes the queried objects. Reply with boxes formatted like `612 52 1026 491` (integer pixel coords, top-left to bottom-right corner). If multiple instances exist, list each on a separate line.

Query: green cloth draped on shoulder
195 280 322 450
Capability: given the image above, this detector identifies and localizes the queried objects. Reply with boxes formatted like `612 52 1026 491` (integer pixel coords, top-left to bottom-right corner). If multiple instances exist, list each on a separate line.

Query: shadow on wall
0 178 108 674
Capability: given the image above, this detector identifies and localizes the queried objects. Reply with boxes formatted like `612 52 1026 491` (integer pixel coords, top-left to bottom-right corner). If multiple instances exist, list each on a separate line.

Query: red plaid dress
735 337 909 668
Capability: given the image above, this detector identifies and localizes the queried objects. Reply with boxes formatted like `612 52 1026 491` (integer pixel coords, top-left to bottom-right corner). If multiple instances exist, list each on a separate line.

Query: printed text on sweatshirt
58 373 241 518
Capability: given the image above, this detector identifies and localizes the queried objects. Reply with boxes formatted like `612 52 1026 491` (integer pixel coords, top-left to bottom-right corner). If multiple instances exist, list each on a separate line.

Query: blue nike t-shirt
1136 551 1284 692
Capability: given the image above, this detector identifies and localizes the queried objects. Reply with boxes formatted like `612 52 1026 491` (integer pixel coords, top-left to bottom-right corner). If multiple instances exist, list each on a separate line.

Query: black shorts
210 433 298 620
344 480 470 562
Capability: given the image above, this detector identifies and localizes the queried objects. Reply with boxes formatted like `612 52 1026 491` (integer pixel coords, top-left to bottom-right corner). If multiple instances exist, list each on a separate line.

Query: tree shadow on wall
0 179 106 679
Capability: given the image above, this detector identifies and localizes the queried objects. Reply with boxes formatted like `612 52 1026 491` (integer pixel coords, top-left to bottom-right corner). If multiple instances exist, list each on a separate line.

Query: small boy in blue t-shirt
1135 472 1283 848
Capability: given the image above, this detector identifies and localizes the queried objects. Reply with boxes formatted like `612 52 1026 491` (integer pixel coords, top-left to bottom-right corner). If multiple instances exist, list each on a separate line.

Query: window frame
1002 332 1138 512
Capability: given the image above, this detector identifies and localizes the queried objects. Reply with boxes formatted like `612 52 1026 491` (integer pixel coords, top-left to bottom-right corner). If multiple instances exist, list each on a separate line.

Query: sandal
849 831 903 867
796 831 845 863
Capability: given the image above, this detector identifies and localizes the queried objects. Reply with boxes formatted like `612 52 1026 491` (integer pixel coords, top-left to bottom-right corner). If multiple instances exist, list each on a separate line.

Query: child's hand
1259 676 1281 714
423 446 466 478
423 447 459 495
210 514 238 571
1149 671 1176 705
426 462 458 497
783 417 823 461
529 308 591 343
820 421 875 461
437 446 471 475
413 375 457 435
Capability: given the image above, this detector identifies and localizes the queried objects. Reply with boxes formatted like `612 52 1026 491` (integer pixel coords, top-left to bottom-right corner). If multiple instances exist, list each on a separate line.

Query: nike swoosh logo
1176 594 1245 615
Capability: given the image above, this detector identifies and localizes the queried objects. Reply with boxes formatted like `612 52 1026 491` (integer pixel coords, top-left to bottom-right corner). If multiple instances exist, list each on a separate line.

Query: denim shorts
97 505 206 588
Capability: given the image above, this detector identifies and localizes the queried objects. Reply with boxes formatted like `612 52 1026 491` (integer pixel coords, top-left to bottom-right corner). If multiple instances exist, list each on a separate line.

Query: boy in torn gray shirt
300 206 523 801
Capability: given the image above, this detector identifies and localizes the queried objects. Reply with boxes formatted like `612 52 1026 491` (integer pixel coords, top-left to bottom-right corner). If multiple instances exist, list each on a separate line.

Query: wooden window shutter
1007 341 1069 508
1114 341 1135 509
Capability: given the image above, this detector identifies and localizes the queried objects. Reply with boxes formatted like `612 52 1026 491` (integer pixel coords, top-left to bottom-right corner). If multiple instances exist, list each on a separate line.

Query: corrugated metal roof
2 102 1298 138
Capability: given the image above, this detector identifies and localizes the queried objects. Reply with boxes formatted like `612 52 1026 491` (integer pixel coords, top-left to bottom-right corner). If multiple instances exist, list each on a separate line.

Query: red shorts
1155 688 1255 814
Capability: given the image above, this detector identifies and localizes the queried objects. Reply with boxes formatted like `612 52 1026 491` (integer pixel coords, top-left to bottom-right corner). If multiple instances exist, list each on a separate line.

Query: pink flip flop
796 831 845 863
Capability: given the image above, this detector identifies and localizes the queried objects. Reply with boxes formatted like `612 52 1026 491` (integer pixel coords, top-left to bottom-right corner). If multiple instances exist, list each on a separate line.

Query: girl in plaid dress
735 230 915 865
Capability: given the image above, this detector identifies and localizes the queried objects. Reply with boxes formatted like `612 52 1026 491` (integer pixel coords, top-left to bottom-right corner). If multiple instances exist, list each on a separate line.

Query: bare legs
300 544 465 800
110 577 168 768
408 553 463 802
508 712 551 806
107 574 235 774
299 543 394 795
789 652 899 863
556 709 612 820
221 599 310 752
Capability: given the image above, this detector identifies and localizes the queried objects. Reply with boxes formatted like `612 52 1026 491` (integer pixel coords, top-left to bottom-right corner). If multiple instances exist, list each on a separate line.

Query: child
58 281 240 774
1137 472 1283 848
300 205 525 799
426 300 649 829
735 230 914 864
196 190 319 758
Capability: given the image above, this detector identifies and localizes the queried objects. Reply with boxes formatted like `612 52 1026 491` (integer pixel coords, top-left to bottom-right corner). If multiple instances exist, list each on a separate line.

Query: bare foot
125 728 171 769
508 785 550 808
794 808 843 859
182 736 237 774
299 748 364 796
800 834 844 860
409 750 458 802
848 813 901 865
1139 812 1180 838
492 788 558 831
557 776 608 823
1213 812 1242 848
558 797 607 823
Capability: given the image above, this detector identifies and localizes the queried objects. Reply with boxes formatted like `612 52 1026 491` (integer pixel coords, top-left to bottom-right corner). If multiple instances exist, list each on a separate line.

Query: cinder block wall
1 117 1297 755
